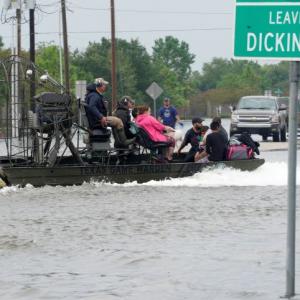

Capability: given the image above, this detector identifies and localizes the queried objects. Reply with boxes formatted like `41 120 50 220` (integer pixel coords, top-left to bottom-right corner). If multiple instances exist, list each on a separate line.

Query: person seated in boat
212 116 228 143
85 78 135 147
135 105 175 161
201 116 228 146
194 120 227 163
113 96 136 139
177 117 204 162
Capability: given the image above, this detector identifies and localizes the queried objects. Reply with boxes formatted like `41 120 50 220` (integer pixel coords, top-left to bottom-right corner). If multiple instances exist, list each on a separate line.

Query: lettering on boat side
80 164 172 176
184 163 202 173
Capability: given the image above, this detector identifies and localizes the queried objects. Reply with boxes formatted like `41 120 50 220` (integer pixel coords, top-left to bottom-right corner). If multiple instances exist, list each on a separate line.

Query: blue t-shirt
159 106 178 128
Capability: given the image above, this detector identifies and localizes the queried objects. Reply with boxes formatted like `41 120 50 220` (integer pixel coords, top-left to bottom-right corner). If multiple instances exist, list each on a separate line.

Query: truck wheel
262 135 268 141
280 126 287 142
273 132 280 142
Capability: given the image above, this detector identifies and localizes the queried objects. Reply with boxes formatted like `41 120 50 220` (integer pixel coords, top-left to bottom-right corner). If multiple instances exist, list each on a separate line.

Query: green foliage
72 38 154 103
152 36 195 81
36 42 63 80
198 58 230 91
193 58 289 110
261 62 289 96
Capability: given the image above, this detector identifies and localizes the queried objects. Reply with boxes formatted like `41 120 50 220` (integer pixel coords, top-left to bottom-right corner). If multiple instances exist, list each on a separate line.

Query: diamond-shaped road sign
146 82 163 100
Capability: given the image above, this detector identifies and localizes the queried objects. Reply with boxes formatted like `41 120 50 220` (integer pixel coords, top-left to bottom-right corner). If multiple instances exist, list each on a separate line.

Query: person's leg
184 151 196 162
165 137 175 161
107 116 123 129
107 116 135 146
194 150 208 162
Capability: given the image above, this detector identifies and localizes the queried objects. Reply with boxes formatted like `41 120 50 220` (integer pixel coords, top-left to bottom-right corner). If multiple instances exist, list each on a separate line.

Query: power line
69 3 231 15
34 27 231 35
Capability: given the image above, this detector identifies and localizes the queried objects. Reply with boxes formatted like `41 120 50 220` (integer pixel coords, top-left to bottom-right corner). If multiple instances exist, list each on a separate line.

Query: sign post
146 82 163 117
234 1 299 297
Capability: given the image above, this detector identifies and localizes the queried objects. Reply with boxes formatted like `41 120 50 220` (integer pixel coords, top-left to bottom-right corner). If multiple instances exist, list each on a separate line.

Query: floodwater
0 121 300 299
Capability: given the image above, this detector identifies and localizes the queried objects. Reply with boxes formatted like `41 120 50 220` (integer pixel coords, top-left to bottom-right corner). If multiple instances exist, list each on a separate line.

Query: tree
261 62 289 95
116 39 154 102
198 58 230 91
72 38 153 103
152 36 195 81
36 42 64 82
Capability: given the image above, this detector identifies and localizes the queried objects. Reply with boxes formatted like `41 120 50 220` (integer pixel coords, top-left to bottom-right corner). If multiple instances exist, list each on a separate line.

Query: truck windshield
238 98 276 110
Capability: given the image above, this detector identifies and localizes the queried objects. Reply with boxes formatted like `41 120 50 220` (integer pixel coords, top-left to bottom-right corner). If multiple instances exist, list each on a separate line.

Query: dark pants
184 150 197 162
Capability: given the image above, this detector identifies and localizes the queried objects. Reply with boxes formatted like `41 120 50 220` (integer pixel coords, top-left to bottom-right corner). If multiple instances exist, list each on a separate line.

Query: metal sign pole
153 98 157 118
285 60 299 298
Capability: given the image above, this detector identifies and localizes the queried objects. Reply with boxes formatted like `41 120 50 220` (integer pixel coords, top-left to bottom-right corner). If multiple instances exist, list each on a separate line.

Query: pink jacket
136 114 168 142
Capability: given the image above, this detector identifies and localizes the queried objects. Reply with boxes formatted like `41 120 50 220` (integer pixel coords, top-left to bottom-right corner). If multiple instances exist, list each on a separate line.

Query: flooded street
0 147 300 299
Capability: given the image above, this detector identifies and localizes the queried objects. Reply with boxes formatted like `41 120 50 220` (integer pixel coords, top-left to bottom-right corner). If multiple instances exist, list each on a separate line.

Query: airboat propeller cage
34 92 72 127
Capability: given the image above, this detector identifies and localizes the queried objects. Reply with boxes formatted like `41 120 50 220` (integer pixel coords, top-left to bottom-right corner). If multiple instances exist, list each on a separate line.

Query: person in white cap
85 78 135 147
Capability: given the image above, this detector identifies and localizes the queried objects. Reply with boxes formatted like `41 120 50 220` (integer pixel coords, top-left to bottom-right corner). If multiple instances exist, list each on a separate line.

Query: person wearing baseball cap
85 78 135 147
158 97 182 129
177 117 205 162
113 95 136 140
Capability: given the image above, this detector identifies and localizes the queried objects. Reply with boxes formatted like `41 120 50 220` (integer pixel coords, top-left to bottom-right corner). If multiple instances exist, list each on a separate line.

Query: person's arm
88 95 103 120
177 132 189 153
194 150 208 162
88 95 107 126
205 134 212 155
149 115 166 131
172 107 181 125
174 108 180 123
164 125 175 132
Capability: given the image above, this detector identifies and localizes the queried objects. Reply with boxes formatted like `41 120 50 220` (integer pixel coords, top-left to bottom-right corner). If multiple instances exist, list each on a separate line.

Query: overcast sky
0 0 279 71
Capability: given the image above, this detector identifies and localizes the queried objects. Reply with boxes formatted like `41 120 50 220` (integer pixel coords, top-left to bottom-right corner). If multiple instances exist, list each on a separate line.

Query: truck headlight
271 114 279 122
231 114 238 123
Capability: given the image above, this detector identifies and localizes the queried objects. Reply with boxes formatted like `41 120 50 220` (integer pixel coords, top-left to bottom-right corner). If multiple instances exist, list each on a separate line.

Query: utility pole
61 0 70 94
29 6 35 109
110 0 117 111
16 7 21 138
16 8 21 57
285 61 299 298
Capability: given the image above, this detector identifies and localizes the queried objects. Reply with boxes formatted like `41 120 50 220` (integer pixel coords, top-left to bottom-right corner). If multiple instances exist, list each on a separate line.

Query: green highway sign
234 4 300 59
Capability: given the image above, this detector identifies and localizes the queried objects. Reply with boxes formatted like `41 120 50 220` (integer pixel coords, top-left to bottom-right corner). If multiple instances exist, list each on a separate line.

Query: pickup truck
230 95 287 142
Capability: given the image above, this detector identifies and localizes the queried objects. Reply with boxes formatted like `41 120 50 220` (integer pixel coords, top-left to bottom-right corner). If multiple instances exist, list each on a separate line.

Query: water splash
105 161 293 187
139 162 290 187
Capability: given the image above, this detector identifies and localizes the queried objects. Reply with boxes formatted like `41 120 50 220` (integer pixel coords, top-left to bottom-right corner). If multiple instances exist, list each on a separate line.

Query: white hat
95 77 109 86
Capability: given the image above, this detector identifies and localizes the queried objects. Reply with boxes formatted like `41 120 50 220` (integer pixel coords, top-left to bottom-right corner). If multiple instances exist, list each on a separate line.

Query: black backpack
234 132 260 155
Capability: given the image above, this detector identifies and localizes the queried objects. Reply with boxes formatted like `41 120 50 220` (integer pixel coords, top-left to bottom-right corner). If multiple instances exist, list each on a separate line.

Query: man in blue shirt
158 97 181 129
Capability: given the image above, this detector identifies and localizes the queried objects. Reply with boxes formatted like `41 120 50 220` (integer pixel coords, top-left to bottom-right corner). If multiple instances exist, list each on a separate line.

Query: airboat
0 56 264 188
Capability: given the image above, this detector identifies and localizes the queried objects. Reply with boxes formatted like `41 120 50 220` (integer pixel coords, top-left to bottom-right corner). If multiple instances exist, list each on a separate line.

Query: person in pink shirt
136 105 175 161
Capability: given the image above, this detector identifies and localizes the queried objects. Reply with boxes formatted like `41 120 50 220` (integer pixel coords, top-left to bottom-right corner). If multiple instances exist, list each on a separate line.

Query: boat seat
79 101 111 151
136 127 169 161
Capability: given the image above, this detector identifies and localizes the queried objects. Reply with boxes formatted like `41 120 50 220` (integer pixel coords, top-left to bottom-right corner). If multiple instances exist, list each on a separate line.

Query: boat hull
1 159 265 187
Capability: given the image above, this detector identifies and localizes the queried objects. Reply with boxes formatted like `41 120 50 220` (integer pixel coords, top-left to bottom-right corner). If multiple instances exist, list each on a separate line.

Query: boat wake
119 161 296 187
